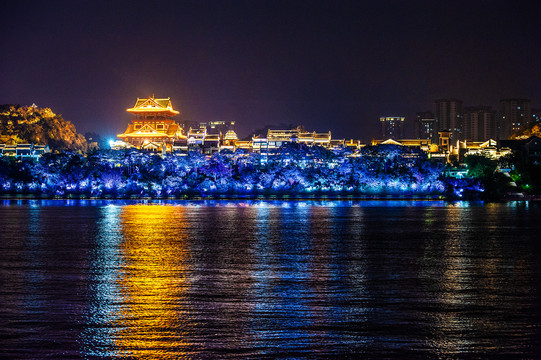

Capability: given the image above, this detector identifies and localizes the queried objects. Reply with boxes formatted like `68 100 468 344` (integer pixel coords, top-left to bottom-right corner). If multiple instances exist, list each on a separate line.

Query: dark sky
1 0 540 141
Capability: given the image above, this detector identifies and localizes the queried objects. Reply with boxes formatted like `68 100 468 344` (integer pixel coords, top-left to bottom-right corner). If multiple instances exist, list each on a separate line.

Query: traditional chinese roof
380 139 403 145
224 130 238 141
126 96 180 115
117 123 186 139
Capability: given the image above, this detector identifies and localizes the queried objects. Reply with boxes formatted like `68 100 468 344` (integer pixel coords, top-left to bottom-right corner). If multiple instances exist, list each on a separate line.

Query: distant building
250 127 334 154
463 106 496 142
187 126 206 147
415 111 435 141
222 130 238 146
435 99 463 141
371 138 434 153
200 120 235 135
438 130 452 153
117 96 186 152
380 116 405 139
499 98 532 139
532 108 541 124
500 136 541 164
0 143 50 159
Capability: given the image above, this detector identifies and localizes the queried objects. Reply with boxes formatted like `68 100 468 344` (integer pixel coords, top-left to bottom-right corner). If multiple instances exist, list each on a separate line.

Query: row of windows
134 124 166 130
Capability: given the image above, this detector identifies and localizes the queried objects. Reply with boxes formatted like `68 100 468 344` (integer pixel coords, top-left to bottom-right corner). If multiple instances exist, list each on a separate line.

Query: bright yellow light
113 205 192 356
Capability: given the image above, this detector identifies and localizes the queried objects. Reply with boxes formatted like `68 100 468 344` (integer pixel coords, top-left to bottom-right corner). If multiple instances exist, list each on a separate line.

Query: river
1 200 540 358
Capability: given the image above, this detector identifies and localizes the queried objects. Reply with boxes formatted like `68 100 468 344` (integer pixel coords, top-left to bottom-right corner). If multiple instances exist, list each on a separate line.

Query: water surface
1 200 540 358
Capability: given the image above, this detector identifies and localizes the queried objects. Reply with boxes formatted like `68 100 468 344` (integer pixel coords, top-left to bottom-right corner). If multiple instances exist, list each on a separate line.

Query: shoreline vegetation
0 143 517 201
2 104 539 201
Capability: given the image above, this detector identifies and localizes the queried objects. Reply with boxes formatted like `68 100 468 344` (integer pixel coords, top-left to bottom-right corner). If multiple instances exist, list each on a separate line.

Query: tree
0 104 87 151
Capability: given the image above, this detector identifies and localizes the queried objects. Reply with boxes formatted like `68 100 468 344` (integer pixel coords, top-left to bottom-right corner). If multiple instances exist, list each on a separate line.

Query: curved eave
118 133 172 138
126 108 180 115
118 132 187 138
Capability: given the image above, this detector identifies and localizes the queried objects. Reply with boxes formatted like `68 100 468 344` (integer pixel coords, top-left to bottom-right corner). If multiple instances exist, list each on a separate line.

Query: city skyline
1 1 540 141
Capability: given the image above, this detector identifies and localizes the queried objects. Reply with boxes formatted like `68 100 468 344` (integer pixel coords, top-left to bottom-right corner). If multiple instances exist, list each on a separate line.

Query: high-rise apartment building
380 116 405 139
533 108 541 125
415 111 435 141
434 99 463 141
499 98 532 139
463 106 496 141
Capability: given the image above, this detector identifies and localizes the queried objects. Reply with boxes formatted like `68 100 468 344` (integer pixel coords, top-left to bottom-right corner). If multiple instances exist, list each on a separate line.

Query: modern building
380 116 405 139
463 106 496 142
200 120 236 135
435 99 463 141
532 108 541 125
499 99 532 140
117 96 186 152
415 111 436 141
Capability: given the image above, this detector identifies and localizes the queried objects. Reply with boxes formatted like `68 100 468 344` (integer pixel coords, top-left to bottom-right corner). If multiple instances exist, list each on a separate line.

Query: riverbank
0 193 446 201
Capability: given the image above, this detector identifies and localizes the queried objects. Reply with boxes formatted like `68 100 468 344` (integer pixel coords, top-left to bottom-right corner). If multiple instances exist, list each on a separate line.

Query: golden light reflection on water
115 204 192 358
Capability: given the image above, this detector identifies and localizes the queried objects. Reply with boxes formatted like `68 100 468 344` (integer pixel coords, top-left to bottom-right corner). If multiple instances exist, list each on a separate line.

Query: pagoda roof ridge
127 96 180 115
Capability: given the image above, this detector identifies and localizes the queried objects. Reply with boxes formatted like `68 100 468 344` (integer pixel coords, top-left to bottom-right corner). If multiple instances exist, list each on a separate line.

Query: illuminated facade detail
117 96 186 152
0 143 50 158
187 126 206 146
372 138 434 153
221 130 239 152
438 130 452 153
234 140 252 150
223 130 238 144
251 127 334 153
380 116 405 139
345 139 362 150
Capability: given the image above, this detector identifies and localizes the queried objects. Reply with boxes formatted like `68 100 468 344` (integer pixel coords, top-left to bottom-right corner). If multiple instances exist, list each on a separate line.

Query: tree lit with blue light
0 143 480 198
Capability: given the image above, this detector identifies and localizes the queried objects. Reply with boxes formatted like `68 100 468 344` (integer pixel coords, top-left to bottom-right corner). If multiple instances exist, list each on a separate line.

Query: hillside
0 104 87 151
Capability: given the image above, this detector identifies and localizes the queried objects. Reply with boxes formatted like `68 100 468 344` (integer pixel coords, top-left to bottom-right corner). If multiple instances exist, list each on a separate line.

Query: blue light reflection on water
81 205 124 357
2 198 453 208
0 200 540 358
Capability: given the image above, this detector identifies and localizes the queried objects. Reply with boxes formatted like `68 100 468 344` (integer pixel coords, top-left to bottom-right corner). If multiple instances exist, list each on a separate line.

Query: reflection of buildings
115 205 192 355
117 96 187 152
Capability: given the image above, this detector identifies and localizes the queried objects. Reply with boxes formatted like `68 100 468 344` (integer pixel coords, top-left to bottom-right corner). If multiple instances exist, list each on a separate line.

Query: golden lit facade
118 96 186 151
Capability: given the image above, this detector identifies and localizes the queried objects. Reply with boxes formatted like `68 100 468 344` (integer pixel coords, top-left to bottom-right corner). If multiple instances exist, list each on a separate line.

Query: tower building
435 99 463 141
118 96 186 151
380 116 405 139
499 98 532 139
463 106 496 142
416 111 435 141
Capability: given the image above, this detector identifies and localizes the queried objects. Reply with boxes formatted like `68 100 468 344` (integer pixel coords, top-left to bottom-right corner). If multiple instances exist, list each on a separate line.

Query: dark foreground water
1 200 540 359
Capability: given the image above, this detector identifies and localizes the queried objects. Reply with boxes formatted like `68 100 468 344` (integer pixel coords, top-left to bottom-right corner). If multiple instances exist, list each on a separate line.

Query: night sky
1 0 540 141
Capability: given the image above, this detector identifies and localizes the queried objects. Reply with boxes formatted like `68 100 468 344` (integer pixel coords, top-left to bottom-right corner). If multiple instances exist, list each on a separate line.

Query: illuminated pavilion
118 96 186 151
